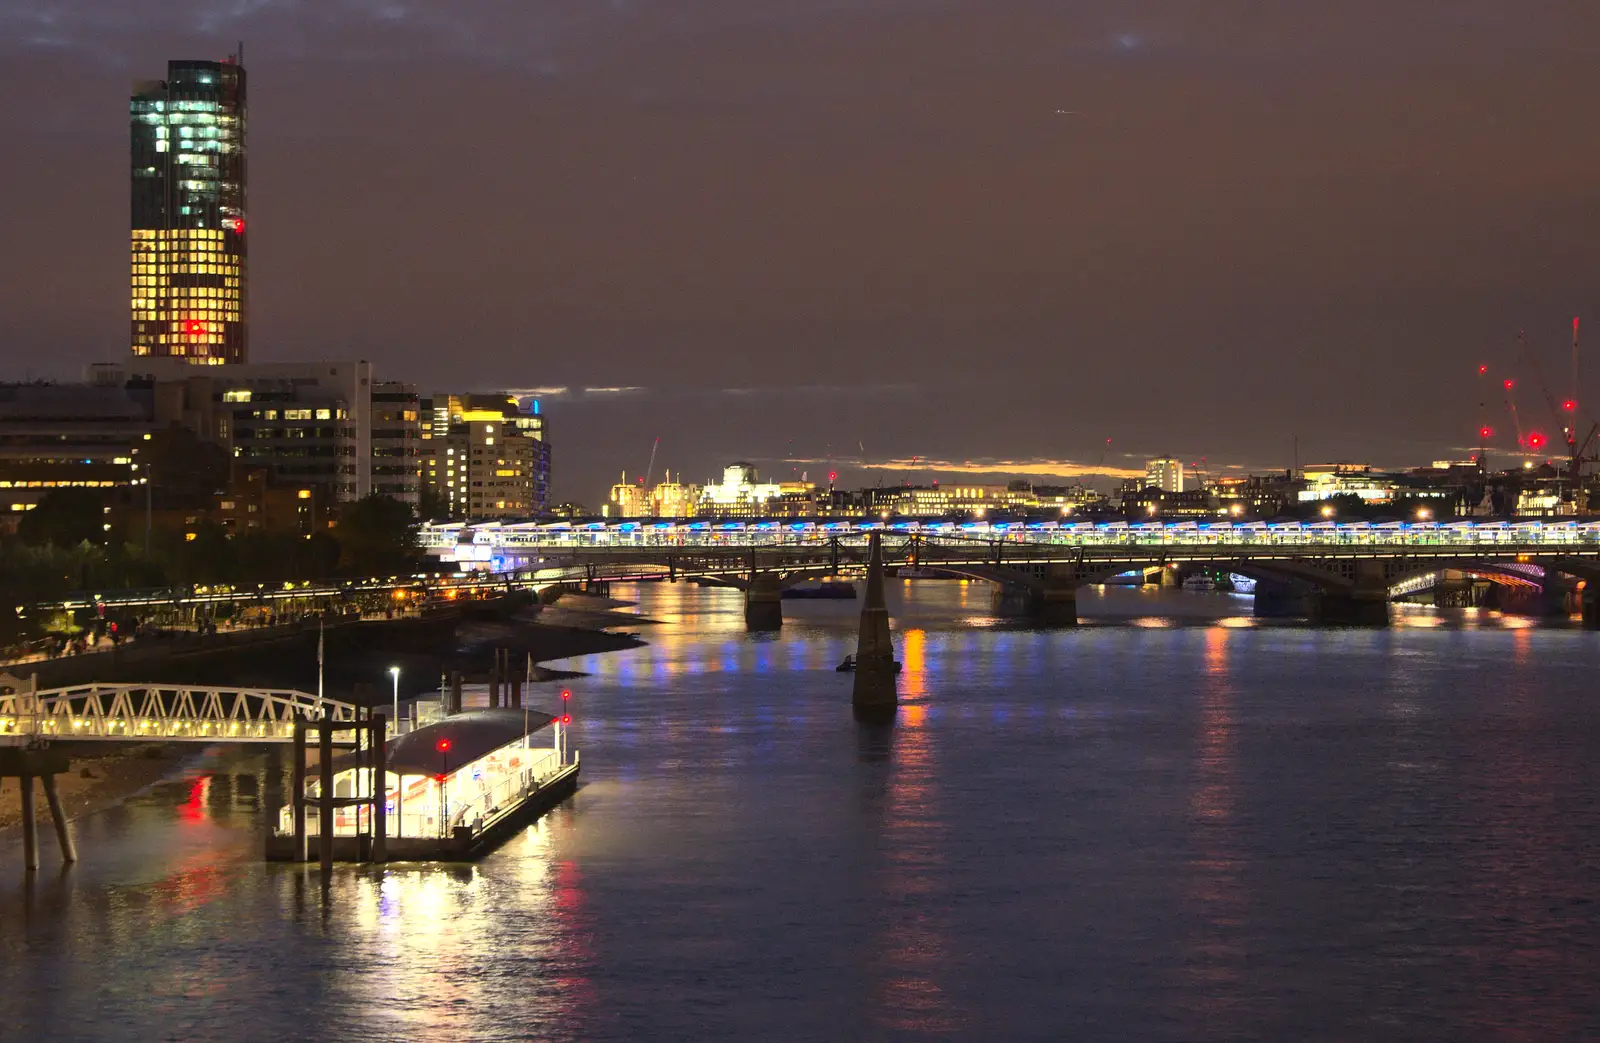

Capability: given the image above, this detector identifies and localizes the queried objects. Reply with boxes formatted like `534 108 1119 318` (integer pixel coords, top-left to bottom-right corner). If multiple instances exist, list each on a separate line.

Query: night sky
2 2 1598 505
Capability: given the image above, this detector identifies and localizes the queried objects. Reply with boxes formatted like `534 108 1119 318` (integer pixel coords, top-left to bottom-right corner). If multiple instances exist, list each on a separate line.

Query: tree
417 486 451 523
17 489 109 548
334 494 419 576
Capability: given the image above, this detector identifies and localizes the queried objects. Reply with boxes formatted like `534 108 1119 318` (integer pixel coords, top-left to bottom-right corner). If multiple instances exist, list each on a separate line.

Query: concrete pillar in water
744 574 784 631
371 714 387 864
489 648 501 709
1159 565 1181 588
41 775 75 863
1252 577 1313 619
292 717 308 861
19 775 37 872
1028 565 1079 625
319 710 334 875
1314 560 1390 626
852 532 898 714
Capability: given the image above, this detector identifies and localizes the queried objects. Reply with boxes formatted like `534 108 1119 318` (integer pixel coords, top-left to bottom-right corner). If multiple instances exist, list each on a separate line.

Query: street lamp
389 666 400 732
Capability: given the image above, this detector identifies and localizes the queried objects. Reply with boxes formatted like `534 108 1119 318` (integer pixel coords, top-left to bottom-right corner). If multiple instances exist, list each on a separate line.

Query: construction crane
1086 437 1112 490
1515 324 1599 505
642 436 660 491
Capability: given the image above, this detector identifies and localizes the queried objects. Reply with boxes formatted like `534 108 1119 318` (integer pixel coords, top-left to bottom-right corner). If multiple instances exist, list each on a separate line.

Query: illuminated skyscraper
130 54 247 365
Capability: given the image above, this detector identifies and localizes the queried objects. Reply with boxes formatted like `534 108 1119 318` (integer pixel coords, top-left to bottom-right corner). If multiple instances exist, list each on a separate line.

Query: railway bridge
485 535 1600 629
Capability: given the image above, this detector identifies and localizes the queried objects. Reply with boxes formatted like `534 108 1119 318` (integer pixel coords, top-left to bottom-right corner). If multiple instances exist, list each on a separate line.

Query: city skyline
2 6 1598 505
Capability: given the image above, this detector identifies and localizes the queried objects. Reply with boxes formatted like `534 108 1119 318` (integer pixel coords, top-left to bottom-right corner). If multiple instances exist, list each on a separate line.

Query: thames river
2 581 1598 1041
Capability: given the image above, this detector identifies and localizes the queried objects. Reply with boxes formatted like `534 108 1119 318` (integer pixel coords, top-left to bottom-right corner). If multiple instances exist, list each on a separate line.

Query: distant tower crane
1515 324 1599 504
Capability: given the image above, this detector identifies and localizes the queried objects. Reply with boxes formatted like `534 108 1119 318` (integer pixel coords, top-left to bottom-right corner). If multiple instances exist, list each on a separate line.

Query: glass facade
131 57 247 365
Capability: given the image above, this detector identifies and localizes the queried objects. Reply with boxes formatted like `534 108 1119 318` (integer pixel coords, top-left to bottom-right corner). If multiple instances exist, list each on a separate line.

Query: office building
104 358 419 506
421 395 550 519
130 54 248 365
370 382 422 504
1144 457 1184 493
0 383 151 514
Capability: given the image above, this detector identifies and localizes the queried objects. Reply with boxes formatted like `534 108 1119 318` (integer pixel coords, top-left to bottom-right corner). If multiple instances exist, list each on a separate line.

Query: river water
2 581 1598 1042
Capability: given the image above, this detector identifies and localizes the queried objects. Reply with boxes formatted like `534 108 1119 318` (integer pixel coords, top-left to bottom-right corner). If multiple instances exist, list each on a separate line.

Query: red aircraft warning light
560 689 571 702
1528 433 1547 450
1479 426 1493 439
1503 379 1515 390
1564 399 1577 411
1478 364 1488 375
435 737 452 753
185 320 207 334
562 714 571 725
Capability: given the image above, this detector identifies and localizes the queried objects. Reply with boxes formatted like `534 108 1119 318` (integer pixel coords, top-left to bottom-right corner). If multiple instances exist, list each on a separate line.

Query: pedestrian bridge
0 679 361 744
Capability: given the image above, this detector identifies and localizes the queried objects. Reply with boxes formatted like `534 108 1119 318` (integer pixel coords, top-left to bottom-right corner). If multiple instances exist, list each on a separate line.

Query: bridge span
434 531 1600 629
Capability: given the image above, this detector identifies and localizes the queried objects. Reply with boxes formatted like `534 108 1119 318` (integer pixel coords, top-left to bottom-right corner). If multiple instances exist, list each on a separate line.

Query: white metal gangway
0 680 362 744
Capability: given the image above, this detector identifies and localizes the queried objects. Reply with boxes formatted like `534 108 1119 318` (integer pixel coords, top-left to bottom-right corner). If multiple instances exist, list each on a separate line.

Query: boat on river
265 707 579 863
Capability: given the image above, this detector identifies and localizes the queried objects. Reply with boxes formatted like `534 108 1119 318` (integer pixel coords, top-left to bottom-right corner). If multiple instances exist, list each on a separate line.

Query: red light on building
561 714 571 725
435 738 451 753
1503 379 1515 390
1564 400 1577 411
1478 364 1488 375
1479 426 1493 439
560 689 570 702
1528 433 1547 450
186 320 207 334
827 471 837 484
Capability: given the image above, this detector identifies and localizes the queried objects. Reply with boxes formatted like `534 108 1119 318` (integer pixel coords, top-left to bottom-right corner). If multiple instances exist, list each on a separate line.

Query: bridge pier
986 566 1079 625
852 533 898 719
1252 578 1315 619
1582 586 1600 628
1313 591 1391 627
1158 565 1181 588
1 746 73 872
744 574 784 631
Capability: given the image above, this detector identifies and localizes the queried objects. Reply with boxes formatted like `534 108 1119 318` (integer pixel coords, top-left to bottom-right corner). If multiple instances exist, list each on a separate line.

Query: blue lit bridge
422 521 1600 628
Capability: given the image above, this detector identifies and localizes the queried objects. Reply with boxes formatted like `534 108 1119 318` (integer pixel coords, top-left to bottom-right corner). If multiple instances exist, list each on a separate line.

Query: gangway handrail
0 683 362 743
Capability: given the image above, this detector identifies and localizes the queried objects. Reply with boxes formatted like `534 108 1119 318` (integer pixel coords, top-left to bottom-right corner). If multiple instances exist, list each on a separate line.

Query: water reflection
1 580 1597 1040
1180 626 1246 1026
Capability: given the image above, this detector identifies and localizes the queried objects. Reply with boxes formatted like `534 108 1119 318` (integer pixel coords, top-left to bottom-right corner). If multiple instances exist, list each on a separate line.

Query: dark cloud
1 2 1598 504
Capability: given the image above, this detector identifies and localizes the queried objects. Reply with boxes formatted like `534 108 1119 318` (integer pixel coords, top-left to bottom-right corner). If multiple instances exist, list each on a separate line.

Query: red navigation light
1528 432 1547 450
1564 399 1577 411
561 714 571 725
186 320 207 334
1503 379 1515 390
1479 426 1493 439
435 738 452 753
560 689 571 702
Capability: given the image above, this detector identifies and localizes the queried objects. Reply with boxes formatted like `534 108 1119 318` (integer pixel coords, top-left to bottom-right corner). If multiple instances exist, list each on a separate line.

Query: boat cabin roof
386 708 555 776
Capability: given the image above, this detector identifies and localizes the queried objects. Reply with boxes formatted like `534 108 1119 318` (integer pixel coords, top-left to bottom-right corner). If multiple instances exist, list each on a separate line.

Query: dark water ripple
1 583 1597 1042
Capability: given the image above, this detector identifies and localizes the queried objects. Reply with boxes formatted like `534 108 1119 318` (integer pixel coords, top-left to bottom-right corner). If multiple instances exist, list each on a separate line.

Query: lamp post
389 666 400 734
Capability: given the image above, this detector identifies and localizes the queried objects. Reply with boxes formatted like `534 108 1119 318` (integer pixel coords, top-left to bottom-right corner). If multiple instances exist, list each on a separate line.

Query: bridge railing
0 684 362 743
